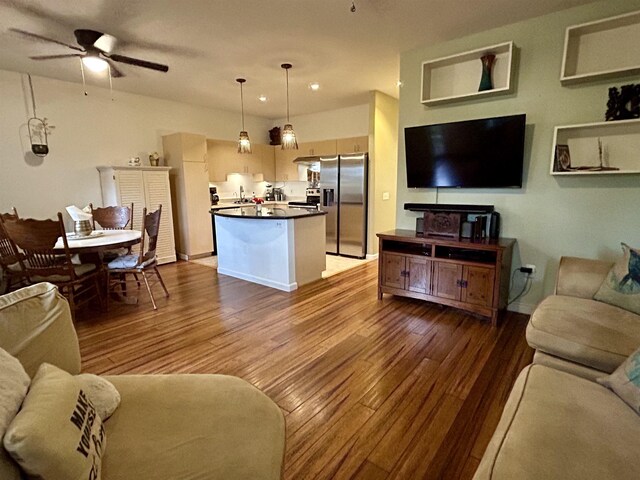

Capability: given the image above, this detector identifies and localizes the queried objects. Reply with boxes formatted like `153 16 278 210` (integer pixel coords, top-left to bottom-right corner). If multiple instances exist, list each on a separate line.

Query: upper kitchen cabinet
275 147 301 182
337 136 369 154
258 144 276 182
207 139 263 181
298 140 337 157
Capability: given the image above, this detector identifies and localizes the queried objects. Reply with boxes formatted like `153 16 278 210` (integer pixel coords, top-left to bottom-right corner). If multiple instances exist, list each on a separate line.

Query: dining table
54 229 142 305
54 229 141 254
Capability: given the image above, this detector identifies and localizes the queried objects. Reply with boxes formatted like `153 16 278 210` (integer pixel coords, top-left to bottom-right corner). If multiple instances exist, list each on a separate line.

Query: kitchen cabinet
206 139 263 181
163 133 213 259
377 230 514 326
298 140 337 157
337 136 368 154
258 144 276 182
97 166 176 265
275 147 301 182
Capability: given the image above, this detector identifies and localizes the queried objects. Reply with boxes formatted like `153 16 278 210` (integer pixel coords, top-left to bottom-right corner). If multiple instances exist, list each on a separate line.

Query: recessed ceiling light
258 95 267 102
309 82 320 91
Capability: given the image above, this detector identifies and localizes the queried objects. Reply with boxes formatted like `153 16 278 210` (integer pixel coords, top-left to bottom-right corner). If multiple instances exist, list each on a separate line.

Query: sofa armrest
0 282 81 377
555 256 613 299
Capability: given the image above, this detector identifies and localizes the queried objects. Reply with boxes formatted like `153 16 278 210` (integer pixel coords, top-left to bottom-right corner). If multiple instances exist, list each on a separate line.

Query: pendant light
236 78 251 154
281 63 298 150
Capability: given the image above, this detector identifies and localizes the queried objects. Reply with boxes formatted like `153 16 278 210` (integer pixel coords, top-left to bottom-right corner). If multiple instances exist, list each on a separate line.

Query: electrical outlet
382 191 390 200
524 264 536 277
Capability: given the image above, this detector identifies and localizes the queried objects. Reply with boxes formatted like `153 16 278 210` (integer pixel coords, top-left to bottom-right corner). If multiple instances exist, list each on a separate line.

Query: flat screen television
404 114 526 188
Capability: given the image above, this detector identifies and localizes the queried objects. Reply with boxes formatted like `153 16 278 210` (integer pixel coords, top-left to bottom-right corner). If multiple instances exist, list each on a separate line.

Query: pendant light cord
285 67 290 122
240 81 245 130
27 74 37 117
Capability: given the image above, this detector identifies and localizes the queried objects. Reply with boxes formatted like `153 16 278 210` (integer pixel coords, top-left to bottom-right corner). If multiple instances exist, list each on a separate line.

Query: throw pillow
76 374 121 421
594 243 640 315
0 348 31 480
598 346 640 415
3 363 106 480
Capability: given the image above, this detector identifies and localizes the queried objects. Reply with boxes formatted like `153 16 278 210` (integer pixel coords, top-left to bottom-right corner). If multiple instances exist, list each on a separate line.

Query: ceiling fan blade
104 59 125 78
10 28 83 52
29 54 82 60
108 53 169 73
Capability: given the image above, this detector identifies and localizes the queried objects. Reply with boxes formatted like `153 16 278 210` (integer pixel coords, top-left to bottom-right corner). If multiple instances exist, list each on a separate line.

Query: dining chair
106 205 169 310
90 203 134 230
1 213 103 319
0 207 27 293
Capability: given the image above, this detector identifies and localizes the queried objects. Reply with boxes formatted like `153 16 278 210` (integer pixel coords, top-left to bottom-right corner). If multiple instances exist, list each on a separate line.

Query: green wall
396 0 640 312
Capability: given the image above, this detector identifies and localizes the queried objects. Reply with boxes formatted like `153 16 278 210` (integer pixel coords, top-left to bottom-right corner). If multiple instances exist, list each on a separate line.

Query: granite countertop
214 206 327 220
210 200 300 211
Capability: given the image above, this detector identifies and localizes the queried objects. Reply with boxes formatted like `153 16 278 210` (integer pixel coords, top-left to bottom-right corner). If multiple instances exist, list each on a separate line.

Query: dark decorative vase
478 54 496 92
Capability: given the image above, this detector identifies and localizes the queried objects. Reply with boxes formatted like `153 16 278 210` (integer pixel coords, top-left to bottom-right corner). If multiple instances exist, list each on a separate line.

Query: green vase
479 54 496 92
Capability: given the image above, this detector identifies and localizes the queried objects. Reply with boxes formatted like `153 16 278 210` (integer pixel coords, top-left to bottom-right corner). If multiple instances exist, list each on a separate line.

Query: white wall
396 0 640 313
0 69 272 219
273 103 369 142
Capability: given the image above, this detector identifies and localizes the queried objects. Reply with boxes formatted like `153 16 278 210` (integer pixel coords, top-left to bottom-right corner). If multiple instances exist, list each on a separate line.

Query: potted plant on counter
253 197 264 213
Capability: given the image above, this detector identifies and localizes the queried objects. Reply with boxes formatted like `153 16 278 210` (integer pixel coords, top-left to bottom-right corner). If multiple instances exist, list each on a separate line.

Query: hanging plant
26 75 55 157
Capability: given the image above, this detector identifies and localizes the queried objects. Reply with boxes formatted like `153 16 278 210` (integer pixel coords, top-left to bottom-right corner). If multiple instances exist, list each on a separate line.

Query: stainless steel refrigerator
319 153 368 258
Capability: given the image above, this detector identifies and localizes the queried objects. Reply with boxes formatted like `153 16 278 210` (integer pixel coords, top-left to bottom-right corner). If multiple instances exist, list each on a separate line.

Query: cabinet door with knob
433 262 463 301
381 253 432 294
381 253 406 289
461 266 495 307
337 136 368 154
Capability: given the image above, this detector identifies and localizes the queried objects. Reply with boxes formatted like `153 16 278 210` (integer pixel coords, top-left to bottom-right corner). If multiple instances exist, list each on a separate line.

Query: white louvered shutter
142 170 176 264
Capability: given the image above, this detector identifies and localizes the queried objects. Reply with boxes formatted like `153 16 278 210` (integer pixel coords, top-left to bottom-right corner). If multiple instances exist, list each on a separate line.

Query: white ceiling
0 0 593 119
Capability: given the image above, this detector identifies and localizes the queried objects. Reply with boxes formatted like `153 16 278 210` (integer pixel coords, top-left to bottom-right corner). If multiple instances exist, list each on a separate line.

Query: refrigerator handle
322 188 334 207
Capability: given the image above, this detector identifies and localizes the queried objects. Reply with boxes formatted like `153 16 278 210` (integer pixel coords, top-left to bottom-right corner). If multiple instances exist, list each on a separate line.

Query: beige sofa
527 256 640 380
474 257 640 479
0 283 286 480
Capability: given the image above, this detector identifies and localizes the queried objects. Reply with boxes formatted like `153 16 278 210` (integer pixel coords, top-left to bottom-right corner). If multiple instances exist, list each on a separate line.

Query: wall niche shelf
560 9 640 85
420 41 514 106
550 118 640 175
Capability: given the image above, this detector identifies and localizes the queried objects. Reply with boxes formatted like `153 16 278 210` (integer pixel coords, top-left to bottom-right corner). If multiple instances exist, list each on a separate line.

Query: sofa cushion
527 295 640 373
594 243 640 316
0 348 30 480
598 346 640 415
77 374 121 421
473 364 640 480
3 363 106 480
0 282 81 377
102 374 285 480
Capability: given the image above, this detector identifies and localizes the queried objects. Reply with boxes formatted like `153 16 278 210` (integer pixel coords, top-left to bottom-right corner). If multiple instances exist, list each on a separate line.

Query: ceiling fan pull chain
108 65 114 101
79 57 88 96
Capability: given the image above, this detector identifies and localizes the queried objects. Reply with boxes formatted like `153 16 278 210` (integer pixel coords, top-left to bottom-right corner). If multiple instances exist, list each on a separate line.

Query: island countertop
213 206 327 220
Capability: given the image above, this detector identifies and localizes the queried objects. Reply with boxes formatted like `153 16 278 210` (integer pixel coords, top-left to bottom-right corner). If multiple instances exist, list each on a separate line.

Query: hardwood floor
75 260 533 479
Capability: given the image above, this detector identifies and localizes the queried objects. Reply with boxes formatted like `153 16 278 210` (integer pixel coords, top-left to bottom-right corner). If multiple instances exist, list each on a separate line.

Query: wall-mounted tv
404 114 526 188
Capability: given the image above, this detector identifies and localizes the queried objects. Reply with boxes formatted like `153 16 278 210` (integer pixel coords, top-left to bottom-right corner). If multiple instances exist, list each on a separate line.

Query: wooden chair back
138 205 162 267
0 208 20 267
1 213 76 280
90 203 134 230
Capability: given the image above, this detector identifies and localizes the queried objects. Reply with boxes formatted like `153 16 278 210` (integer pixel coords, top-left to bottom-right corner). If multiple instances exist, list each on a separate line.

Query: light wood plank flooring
75 260 533 479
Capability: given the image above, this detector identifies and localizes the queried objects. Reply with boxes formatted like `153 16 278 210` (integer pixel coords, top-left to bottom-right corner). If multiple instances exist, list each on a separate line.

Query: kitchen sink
233 199 253 204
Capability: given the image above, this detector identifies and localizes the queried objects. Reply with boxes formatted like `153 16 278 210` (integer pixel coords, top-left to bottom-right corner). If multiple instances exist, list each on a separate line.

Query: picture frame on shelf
554 144 571 171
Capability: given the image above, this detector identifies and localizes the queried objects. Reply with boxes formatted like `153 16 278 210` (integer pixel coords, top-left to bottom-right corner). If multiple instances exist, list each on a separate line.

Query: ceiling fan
10 28 169 77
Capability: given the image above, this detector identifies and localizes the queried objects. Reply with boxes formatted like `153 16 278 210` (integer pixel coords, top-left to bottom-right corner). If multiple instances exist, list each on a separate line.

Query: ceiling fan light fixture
281 63 298 150
236 78 251 154
82 55 108 72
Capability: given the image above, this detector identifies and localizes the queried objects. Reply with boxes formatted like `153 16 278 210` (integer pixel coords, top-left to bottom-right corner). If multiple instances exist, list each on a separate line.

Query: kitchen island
214 206 327 291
